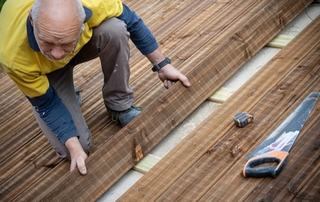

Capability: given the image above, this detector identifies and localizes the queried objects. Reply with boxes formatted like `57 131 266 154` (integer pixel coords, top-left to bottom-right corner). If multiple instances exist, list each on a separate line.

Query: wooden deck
0 0 318 201
120 13 320 201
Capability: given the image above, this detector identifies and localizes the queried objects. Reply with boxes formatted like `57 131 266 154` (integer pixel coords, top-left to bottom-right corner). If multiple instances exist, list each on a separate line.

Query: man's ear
29 10 34 26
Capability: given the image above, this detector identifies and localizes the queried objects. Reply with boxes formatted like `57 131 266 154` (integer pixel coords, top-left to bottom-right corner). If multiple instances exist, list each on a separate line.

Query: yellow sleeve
3 65 50 99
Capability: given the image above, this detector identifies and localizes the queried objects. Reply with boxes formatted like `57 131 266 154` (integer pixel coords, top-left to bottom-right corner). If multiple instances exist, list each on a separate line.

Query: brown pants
33 18 134 159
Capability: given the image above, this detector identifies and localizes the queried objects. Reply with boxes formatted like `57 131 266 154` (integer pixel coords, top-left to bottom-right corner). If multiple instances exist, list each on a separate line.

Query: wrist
65 137 83 155
152 57 171 72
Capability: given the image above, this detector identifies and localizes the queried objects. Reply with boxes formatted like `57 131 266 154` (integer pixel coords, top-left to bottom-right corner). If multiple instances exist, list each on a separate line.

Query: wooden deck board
119 14 320 201
0 0 314 201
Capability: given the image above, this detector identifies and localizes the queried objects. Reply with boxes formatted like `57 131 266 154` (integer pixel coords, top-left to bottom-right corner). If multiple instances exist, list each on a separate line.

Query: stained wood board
119 14 320 201
0 0 313 201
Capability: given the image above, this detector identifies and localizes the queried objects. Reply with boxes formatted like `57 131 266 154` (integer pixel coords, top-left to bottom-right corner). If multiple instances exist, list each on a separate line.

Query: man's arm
117 3 158 55
27 84 79 143
27 84 87 174
117 4 190 88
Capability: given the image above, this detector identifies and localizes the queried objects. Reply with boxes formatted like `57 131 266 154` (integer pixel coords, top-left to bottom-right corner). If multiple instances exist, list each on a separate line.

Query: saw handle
243 151 289 178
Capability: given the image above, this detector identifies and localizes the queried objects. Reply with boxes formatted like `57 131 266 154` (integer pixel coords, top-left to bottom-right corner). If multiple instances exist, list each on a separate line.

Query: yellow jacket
0 0 157 143
0 0 123 98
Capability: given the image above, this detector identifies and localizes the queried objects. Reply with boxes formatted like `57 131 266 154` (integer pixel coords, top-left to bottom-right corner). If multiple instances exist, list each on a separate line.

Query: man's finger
179 75 191 87
169 81 176 88
70 160 76 172
164 80 169 89
77 159 87 175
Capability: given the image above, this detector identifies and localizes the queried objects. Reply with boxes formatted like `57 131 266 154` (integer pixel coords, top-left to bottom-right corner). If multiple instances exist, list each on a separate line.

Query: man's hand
65 137 88 175
158 64 190 89
146 48 190 89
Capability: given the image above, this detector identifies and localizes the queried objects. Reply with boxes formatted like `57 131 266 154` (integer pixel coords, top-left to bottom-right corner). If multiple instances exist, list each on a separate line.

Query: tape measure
234 112 254 128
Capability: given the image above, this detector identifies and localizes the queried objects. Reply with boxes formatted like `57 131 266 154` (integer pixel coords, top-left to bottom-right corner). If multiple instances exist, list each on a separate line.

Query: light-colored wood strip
207 87 235 103
133 153 161 174
266 34 294 48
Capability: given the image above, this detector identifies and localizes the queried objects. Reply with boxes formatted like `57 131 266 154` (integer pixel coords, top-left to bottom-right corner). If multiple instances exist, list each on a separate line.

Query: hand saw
243 92 320 178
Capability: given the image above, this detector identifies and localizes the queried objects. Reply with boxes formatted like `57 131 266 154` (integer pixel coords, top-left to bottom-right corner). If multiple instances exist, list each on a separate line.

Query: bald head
30 0 86 61
32 0 85 30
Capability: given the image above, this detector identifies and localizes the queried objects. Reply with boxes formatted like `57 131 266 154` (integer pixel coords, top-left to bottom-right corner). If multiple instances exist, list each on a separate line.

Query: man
0 0 190 175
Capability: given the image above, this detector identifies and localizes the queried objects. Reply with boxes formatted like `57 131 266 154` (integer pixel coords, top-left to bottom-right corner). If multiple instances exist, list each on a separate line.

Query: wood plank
119 14 320 201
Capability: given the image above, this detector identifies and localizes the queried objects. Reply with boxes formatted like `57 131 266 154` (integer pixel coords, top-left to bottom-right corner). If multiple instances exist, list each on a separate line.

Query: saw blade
247 92 320 160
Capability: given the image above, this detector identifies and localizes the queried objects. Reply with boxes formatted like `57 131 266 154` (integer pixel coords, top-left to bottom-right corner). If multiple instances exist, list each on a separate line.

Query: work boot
107 105 141 127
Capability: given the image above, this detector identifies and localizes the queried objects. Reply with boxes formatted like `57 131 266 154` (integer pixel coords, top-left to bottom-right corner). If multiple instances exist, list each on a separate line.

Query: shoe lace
108 105 141 123
131 104 141 111
110 111 119 123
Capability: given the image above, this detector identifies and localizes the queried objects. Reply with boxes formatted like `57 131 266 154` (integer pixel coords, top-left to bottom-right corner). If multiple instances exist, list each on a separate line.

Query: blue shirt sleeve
117 3 159 55
27 84 79 144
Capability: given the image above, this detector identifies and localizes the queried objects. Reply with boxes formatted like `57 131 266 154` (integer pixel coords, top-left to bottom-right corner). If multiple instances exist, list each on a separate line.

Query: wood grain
0 0 314 201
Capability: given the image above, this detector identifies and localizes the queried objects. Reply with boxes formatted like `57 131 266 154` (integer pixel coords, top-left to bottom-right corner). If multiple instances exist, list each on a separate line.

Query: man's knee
93 18 129 48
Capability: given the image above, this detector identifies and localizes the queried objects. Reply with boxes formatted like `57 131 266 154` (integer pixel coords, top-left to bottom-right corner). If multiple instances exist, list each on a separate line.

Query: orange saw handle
243 151 289 178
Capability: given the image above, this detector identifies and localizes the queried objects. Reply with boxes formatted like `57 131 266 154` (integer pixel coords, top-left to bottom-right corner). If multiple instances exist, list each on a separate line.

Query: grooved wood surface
119 15 320 201
0 0 314 201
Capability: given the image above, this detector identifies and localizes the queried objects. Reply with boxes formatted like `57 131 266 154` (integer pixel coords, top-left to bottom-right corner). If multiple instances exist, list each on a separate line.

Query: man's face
33 20 84 61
